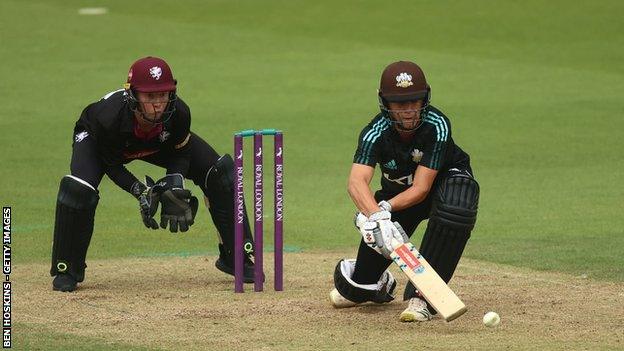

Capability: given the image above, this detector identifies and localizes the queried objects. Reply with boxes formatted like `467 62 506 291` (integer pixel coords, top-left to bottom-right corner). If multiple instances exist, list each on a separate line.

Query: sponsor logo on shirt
383 173 413 186
383 159 398 170
123 149 159 159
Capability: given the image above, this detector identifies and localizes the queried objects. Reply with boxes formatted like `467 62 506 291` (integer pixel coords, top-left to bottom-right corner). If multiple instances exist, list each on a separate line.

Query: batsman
50 56 258 292
329 61 480 322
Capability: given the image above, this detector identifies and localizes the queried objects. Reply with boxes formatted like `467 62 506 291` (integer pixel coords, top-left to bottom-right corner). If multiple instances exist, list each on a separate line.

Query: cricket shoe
214 243 264 283
329 288 360 308
215 258 264 283
215 245 264 283
400 297 434 322
52 274 77 292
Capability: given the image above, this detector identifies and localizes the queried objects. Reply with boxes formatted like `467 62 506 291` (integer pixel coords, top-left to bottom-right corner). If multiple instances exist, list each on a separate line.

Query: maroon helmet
378 61 430 131
126 56 177 92
124 56 177 124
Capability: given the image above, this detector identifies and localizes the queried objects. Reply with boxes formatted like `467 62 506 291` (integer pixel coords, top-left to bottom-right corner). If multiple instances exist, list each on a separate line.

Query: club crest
395 72 413 88
411 149 423 162
159 131 170 142
149 66 162 80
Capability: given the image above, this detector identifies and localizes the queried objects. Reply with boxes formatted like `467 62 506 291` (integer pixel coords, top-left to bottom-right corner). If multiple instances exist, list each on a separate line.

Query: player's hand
160 189 199 233
368 210 399 258
131 177 159 229
378 200 392 212
355 211 407 259
354 212 384 255
154 174 199 233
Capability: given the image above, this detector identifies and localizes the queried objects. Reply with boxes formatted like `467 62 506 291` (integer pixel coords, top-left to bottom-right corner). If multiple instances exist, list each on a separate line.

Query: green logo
244 242 254 254
56 261 68 273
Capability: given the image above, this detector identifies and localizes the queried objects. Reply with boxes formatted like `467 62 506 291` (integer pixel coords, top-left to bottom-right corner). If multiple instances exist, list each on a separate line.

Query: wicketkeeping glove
154 174 199 233
131 176 160 230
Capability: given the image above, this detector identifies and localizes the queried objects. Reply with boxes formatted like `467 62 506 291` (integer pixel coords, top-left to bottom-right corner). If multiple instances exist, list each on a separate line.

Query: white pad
339 259 395 292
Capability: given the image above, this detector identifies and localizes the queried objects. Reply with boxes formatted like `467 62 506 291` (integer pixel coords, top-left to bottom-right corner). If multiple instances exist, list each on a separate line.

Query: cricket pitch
15 252 624 350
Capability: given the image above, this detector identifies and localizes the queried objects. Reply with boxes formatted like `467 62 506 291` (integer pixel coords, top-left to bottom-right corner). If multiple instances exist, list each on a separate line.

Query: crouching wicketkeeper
50 56 259 292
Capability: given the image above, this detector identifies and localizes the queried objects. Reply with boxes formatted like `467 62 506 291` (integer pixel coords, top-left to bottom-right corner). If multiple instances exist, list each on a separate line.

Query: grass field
2 0 623 349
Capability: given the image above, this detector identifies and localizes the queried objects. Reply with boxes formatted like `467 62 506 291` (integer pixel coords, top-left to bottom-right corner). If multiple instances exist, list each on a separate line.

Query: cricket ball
483 311 500 327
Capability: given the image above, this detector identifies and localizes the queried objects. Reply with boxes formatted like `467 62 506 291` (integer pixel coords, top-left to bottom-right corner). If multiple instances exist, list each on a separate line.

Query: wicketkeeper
329 61 480 322
51 56 258 292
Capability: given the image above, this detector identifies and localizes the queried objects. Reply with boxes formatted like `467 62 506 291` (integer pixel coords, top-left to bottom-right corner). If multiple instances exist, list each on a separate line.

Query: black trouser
351 166 475 284
70 132 220 195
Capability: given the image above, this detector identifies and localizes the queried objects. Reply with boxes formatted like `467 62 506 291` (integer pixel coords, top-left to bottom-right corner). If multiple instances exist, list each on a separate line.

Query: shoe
215 257 264 283
329 288 359 308
400 297 433 322
52 274 77 292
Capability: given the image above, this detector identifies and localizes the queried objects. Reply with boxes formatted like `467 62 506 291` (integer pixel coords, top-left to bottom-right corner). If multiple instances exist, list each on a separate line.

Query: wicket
234 129 283 293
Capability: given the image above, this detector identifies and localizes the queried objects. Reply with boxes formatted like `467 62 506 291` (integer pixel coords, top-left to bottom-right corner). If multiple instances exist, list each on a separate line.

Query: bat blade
390 241 466 321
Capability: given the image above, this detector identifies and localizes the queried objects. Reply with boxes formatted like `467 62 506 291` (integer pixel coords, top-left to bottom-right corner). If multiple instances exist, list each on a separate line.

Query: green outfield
2 0 623 349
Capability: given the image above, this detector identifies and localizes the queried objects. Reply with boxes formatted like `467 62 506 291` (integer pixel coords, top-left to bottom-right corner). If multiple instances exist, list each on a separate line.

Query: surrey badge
411 148 423 162
395 72 413 88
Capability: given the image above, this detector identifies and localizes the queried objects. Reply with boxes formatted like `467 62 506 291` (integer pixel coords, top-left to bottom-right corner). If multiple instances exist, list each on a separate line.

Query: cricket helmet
378 61 430 104
124 56 177 124
378 61 430 131
126 56 177 93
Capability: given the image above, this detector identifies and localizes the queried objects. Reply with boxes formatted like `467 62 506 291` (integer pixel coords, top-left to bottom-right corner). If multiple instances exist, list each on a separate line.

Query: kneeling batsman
329 208 408 308
131 173 199 233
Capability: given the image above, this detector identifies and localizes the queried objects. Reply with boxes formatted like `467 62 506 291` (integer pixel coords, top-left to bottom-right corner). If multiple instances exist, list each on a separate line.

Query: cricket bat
390 240 466 321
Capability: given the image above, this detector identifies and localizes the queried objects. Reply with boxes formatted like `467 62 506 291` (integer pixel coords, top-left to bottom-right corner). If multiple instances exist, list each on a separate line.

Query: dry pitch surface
16 252 624 350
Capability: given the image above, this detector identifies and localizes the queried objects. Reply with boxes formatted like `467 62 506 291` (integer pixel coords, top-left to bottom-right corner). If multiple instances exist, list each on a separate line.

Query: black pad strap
334 259 396 304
